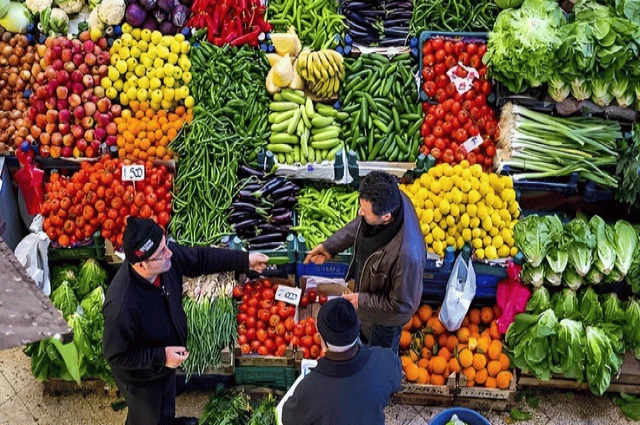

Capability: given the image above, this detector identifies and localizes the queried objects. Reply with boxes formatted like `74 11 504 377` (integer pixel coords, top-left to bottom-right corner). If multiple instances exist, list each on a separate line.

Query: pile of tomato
293 317 324 360
420 37 498 170
235 279 297 357
41 157 173 248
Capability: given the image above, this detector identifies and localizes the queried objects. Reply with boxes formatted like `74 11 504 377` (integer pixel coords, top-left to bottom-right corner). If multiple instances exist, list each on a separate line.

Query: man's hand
343 292 359 310
165 346 189 368
304 244 332 265
249 253 269 273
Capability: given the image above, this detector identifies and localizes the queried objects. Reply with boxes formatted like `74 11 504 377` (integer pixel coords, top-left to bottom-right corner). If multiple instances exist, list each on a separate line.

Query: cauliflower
25 0 52 13
87 6 103 29
55 0 83 14
96 0 124 25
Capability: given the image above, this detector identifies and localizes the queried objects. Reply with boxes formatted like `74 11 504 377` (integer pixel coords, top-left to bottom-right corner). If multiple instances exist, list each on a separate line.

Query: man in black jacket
304 171 426 353
103 217 268 425
281 298 402 425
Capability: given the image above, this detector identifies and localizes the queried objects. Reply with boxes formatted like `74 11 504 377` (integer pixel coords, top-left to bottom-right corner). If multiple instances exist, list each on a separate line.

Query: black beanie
317 298 360 347
123 217 164 263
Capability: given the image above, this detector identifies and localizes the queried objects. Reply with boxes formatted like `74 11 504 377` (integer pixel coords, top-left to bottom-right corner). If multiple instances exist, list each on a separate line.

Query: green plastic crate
48 232 105 262
234 366 297 390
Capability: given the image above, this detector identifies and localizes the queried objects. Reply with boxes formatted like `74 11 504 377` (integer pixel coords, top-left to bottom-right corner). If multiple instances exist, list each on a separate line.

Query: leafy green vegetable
484 0 565 93
515 215 555 268
546 217 569 276
544 262 562 286
52 282 79 319
526 287 551 314
562 218 596 277
548 75 571 102
585 267 604 285
0 1 32 33
76 259 107 297
505 309 558 380
603 293 626 324
248 395 276 425
522 263 545 288
550 319 585 381
52 265 78 293
579 288 603 326
562 266 584 291
615 393 640 421
552 289 580 320
589 216 616 275
585 326 623 395
200 391 252 425
571 78 592 101
629 245 640 293
615 126 640 213
510 409 533 421
613 220 637 278
624 298 640 360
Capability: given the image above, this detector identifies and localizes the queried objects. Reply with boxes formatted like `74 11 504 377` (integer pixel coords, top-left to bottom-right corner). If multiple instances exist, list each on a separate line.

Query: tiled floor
0 346 633 425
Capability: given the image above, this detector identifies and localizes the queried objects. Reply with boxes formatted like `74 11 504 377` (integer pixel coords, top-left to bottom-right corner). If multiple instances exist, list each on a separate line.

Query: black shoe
173 417 199 425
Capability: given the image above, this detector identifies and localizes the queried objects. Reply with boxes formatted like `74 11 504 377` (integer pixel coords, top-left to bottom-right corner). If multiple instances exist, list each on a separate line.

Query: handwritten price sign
122 165 145 182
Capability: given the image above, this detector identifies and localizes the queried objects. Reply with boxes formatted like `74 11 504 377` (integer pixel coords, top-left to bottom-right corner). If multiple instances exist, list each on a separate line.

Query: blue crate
584 181 614 203
295 235 352 279
418 31 489 102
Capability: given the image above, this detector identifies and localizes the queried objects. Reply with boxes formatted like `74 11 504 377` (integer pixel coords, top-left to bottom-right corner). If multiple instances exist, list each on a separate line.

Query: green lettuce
562 218 596 277
52 265 78 293
563 266 584 291
76 259 107 297
52 282 79 319
505 309 558 380
545 217 569 275
603 293 626 324
591 76 614 106
544 262 562 286
579 288 603 326
571 78 592 101
550 319 585 381
548 75 571 102
628 243 640 293
552 288 580 320
586 326 624 395
613 220 638 277
522 263 545 288
515 215 554 268
589 216 616 275
585 267 604 285
624 298 640 360
526 287 551 314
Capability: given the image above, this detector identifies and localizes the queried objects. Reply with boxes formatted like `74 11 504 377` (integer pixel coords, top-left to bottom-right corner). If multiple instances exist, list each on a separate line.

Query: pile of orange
114 101 192 160
399 305 513 390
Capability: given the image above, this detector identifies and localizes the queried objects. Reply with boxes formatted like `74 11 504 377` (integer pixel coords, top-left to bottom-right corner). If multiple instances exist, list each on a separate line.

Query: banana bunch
267 89 349 165
297 48 345 99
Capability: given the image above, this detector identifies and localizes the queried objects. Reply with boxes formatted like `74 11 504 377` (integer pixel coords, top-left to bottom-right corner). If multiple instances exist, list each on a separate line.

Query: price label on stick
275 286 302 306
122 164 145 182
462 135 484 154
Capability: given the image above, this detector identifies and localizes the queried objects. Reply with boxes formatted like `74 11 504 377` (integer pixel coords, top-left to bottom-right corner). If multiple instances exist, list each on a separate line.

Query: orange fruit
481 329 492 340
490 320 501 340
410 350 419 363
457 343 468 352
487 360 502 377
401 356 412 370
475 368 488 385
466 379 476 387
400 331 412 350
480 307 494 324
421 348 432 360
468 324 480 335
462 316 470 327
448 358 461 373
416 368 430 385
463 366 476 382
473 353 487 370
477 336 491 354
488 341 502 361
403 319 412 331
499 353 511 371
418 305 433 323
418 359 429 369
438 333 449 349
430 374 445 386
485 377 497 388
438 347 452 362
459 349 473 368
405 363 419 382
432 356 447 374
412 314 422 330
457 327 470 343
469 308 481 325
493 305 502 319
497 371 513 389
424 334 435 349
446 335 459 352
431 317 446 335
468 337 478 351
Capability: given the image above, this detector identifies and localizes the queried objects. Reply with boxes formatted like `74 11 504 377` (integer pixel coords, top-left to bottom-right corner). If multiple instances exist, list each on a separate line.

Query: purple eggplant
126 3 147 27
239 165 266 179
246 242 284 250
159 21 176 35
273 196 297 207
171 4 189 27
270 211 293 224
142 16 158 31
247 233 285 244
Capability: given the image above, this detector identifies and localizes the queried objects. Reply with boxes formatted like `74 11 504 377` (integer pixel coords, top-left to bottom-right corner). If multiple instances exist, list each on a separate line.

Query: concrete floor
0 346 634 425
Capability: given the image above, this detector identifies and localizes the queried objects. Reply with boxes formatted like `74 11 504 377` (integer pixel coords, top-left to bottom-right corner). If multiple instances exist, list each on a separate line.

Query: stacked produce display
2 0 640 416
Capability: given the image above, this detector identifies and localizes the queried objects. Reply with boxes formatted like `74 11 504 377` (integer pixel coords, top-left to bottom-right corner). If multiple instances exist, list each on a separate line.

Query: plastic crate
494 81 555 113
229 235 297 284
500 166 579 196
233 366 297 390
583 181 614 203
48 232 105 262
418 31 489 102
295 235 352 280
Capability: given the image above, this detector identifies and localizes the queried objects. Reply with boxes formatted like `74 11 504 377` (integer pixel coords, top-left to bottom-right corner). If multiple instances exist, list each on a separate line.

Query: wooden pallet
43 378 117 397
454 369 517 412
392 373 456 406
234 344 296 367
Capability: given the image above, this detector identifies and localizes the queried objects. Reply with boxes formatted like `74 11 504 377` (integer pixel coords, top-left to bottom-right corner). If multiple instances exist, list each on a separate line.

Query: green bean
410 0 499 35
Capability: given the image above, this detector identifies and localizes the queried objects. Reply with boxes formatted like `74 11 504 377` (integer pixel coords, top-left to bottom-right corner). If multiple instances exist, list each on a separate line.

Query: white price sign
461 135 484 154
447 63 480 95
275 286 302 306
122 164 145 182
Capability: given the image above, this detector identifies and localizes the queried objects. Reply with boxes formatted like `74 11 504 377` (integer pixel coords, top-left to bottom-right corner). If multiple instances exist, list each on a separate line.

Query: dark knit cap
317 298 360 347
123 217 164 263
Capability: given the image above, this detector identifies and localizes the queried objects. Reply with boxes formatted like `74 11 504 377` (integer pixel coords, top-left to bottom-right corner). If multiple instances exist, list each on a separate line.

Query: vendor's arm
169 242 250 277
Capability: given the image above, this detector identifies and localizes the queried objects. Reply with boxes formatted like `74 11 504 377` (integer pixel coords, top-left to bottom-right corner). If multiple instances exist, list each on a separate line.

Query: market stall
1 0 640 422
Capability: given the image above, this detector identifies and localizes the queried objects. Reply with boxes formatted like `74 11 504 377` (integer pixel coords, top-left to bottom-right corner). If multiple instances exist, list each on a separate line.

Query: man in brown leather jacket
305 171 425 353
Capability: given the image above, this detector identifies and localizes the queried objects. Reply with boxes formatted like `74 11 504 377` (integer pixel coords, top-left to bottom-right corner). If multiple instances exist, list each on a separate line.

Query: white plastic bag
439 254 476 332
14 215 51 295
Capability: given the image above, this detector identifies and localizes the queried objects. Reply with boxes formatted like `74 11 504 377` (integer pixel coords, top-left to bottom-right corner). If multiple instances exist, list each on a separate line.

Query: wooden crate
519 352 640 395
234 344 296 367
178 347 235 377
392 373 456 406
455 370 517 411
43 378 116 397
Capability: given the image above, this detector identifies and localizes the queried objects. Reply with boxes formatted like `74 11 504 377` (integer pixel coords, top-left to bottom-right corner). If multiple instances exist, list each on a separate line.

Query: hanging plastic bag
13 147 44 216
14 215 51 295
496 262 530 334
439 254 476 332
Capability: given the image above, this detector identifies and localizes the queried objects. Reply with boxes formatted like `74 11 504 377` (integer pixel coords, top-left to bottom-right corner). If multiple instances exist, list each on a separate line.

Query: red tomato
470 55 482 69
431 147 442 159
299 295 309 308
302 347 311 359
269 306 279 315
237 313 248 324
276 344 287 357
307 289 317 303
425 114 437 127
256 329 267 342
293 324 305 337
443 149 455 164
258 309 271 322
432 38 444 50
305 323 317 336
246 316 257 329
445 55 456 69
238 335 248 345
467 152 477 165
424 81 437 97
310 345 320 359
422 67 435 81
434 63 447 76
269 314 281 327
437 74 448 89
262 288 274 300
250 340 261 352
246 328 256 341
258 346 269 356
241 343 251 355
301 335 314 348
259 299 272 310
264 338 275 353
423 54 435 66
313 333 321 346
284 331 293 344
249 297 259 308
466 43 478 55
291 336 300 347
319 294 328 305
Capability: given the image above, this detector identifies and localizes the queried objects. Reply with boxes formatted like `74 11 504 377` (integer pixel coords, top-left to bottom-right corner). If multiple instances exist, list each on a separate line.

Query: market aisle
0 346 632 425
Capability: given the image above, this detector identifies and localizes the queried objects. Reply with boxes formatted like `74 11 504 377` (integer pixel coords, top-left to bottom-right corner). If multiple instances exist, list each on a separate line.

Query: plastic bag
496 262 530 334
439 254 476 332
14 215 51 295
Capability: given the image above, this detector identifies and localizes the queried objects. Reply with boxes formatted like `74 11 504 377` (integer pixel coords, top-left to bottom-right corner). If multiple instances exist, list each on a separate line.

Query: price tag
461 135 484 154
122 164 145 182
447 63 479 95
275 286 302 306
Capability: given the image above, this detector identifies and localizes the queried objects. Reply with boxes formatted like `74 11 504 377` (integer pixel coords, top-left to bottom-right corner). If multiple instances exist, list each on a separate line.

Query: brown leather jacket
323 193 426 327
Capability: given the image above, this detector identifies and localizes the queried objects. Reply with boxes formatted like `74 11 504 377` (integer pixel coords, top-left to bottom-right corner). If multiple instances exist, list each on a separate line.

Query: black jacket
282 345 402 425
103 242 249 385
